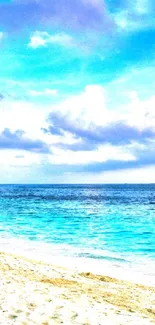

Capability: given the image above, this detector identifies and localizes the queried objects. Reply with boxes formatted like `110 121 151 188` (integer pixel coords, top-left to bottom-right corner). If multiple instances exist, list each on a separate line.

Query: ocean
0 184 155 285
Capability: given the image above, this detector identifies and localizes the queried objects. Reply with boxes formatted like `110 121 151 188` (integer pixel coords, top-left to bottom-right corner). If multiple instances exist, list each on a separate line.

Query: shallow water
0 184 155 284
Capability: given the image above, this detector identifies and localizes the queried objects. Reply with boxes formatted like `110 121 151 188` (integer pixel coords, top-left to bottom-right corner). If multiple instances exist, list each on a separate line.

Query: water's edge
0 234 154 287
0 184 155 286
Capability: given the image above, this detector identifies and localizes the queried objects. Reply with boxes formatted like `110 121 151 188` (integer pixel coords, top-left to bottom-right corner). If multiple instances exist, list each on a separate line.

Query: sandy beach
0 252 154 324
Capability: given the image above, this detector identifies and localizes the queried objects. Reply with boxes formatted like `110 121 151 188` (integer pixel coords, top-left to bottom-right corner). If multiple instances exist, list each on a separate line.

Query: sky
0 0 155 183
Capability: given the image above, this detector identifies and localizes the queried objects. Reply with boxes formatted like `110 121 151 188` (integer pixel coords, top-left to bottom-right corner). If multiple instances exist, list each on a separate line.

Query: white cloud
28 31 75 49
114 13 137 31
0 151 41 167
29 89 58 96
97 165 155 184
49 145 135 165
49 85 109 127
61 165 155 184
0 32 4 42
124 93 155 129
0 84 155 176
1 84 155 139
135 0 151 14
28 34 46 48
0 99 50 140
38 84 155 166
116 15 155 32
114 0 155 31
48 84 155 130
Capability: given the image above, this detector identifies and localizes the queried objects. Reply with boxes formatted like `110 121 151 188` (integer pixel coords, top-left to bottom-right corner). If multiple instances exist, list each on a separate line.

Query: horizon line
0 183 155 185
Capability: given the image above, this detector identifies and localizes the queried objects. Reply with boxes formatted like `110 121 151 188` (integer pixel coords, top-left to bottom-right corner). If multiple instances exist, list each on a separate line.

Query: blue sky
0 0 155 183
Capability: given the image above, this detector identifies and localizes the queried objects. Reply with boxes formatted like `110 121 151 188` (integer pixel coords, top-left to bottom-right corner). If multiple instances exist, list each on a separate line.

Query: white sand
0 252 154 324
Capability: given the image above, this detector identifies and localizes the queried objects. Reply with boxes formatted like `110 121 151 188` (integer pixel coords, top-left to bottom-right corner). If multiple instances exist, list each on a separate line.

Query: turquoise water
0 184 155 284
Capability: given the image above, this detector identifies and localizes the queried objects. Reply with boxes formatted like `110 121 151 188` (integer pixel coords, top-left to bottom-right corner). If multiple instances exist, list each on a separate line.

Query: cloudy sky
0 0 155 183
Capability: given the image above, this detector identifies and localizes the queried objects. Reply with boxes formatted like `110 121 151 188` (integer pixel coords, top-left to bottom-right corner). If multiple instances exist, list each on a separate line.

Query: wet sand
0 251 154 324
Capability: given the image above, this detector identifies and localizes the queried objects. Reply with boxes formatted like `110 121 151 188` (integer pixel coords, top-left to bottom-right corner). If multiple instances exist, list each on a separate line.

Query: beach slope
0 252 154 324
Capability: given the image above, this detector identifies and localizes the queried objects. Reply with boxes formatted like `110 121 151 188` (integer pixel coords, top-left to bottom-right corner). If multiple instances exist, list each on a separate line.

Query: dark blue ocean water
0 184 155 284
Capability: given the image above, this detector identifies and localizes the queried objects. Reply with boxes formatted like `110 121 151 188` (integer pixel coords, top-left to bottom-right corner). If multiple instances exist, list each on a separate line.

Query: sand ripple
0 252 154 324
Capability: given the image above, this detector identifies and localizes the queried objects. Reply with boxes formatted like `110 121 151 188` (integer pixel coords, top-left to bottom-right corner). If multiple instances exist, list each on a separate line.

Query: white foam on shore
0 233 154 287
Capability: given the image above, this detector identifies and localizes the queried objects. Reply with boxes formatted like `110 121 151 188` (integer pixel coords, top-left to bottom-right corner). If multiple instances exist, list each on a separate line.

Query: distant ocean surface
0 184 155 285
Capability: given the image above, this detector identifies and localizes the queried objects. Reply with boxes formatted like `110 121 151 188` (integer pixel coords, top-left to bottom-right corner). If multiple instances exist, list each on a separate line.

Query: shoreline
0 251 154 324
0 234 155 287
